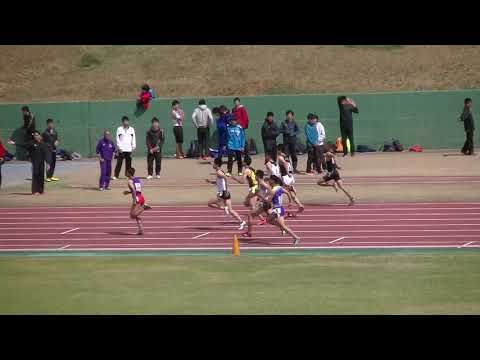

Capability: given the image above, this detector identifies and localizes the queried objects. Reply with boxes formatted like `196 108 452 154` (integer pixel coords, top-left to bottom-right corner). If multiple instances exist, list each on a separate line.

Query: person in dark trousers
21 106 36 143
146 117 165 179
114 116 136 179
226 116 245 176
261 112 280 161
460 98 475 155
96 130 116 191
305 114 326 174
337 95 359 157
42 118 60 182
171 100 185 159
280 110 300 173
192 99 214 160
8 131 51 195
0 138 5 190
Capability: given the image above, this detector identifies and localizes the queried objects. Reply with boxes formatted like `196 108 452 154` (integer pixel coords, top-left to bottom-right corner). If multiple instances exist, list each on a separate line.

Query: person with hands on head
337 95 359 157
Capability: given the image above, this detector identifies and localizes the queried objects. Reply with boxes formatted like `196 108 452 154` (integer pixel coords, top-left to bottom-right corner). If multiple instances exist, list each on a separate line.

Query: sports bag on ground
186 140 201 158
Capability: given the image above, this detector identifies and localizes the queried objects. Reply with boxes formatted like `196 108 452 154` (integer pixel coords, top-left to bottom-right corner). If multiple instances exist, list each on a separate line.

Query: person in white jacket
113 116 136 179
192 99 214 160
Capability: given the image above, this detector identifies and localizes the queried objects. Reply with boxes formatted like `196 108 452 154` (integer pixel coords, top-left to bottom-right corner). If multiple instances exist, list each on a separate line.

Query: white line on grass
60 228 79 235
458 241 475 248
58 245 71 250
330 236 345 243
192 232 210 239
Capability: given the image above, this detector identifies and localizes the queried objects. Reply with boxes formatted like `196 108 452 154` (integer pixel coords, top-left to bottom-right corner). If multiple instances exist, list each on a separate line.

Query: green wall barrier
0 89 478 158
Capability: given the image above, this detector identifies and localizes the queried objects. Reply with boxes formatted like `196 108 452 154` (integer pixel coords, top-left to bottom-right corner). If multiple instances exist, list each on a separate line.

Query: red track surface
1 202 480 252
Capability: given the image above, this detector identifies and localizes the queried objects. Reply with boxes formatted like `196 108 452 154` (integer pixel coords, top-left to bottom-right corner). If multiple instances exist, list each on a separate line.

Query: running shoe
238 221 247 230
156 175 161 179
45 178 52 182
136 230 144 236
241 232 252 238
225 172 232 177
282 230 287 236
50 177 60 181
146 175 153 180
99 187 104 191
293 237 301 246
112 176 118 180
238 172 243 176
143 204 152 210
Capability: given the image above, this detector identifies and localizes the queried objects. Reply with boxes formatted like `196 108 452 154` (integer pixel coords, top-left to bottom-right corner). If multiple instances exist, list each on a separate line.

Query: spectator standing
96 130 116 191
8 131 51 195
113 116 136 179
192 99 214 160
0 137 5 190
8 106 36 160
42 118 60 182
460 98 475 155
146 117 165 179
215 105 233 161
305 113 326 174
232 97 249 130
280 110 300 173
171 100 185 159
261 112 280 161
226 116 245 176
337 95 359 157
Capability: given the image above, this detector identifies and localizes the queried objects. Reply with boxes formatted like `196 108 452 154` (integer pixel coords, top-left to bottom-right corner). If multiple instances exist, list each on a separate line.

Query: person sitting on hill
137 84 154 110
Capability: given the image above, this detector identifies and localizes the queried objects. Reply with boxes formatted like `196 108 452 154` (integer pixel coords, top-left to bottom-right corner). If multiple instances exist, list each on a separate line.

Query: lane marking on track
60 228 79 235
192 232 210 239
330 236 345 244
2 244 480 252
458 241 475 248
3 212 480 221
58 244 71 250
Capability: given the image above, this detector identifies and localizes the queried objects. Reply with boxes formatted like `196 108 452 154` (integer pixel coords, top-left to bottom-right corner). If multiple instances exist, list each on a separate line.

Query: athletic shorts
323 170 341 182
270 206 285 218
135 193 146 206
282 175 295 187
173 126 183 144
217 191 231 200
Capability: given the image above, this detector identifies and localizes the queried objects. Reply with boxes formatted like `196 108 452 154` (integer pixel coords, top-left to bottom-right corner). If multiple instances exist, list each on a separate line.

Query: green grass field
1 251 480 314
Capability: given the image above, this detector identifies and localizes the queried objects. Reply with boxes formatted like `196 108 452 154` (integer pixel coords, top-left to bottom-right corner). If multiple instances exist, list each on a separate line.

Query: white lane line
3 234 480 242
2 202 480 210
192 232 210 239
0 214 480 225
458 241 475 248
4 212 480 220
6 207 480 215
330 236 345 244
58 245 71 250
2 244 479 252
60 228 79 235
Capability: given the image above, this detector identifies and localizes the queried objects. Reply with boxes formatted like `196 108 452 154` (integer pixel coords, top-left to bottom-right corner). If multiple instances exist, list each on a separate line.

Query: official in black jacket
9 131 51 195
460 98 475 155
280 110 300 172
42 118 60 181
261 112 280 161
146 117 165 179
337 96 359 157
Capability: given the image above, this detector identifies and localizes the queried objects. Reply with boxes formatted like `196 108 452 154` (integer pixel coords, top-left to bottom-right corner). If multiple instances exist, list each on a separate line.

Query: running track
1 202 480 253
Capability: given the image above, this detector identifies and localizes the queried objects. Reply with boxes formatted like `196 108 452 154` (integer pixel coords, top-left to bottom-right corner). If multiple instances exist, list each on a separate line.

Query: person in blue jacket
213 105 233 161
226 116 246 176
96 130 116 191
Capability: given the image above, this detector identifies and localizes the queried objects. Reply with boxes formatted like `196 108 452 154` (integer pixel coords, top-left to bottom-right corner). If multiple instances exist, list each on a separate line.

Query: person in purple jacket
96 130 116 191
